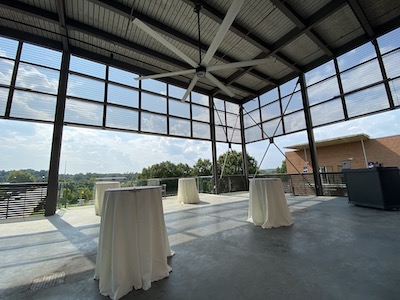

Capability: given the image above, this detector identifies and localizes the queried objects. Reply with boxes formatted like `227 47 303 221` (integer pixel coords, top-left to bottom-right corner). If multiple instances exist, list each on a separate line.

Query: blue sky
0 28 399 174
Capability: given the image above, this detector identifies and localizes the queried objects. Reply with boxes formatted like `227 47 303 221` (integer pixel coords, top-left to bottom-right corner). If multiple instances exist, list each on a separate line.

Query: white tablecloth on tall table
247 178 293 229
94 186 173 300
177 178 200 204
94 181 121 215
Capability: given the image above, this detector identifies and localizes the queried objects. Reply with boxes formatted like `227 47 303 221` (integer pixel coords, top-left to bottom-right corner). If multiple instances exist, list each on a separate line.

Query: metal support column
299 73 323 196
239 105 249 190
209 96 219 194
45 51 70 216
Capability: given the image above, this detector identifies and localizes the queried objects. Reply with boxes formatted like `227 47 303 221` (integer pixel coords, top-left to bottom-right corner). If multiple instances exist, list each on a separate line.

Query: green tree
78 186 93 202
275 160 287 173
191 158 212 176
6 170 36 183
217 150 258 175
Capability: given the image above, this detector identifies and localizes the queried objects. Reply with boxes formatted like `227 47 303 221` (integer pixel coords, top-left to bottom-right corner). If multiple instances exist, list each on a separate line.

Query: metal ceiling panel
361 0 400 28
280 34 323 64
313 5 364 49
0 0 399 104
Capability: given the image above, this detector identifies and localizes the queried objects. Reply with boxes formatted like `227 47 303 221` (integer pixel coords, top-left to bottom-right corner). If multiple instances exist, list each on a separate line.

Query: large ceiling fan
133 0 271 102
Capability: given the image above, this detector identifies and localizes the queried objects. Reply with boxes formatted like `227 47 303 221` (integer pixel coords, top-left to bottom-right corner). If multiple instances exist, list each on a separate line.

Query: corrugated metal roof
0 0 399 103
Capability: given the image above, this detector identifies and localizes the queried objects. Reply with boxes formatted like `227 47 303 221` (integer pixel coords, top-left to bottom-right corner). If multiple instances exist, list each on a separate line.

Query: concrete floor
0 192 399 300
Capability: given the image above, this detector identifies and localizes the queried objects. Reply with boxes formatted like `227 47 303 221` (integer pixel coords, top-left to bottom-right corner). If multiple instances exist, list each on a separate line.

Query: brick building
285 134 400 174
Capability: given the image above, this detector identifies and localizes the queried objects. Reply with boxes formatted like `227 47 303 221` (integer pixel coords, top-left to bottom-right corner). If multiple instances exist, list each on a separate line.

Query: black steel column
239 105 249 190
45 51 70 216
299 73 323 196
209 96 219 194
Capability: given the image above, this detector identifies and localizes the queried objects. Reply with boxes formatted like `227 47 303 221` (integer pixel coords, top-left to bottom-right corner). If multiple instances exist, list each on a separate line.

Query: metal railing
0 182 47 219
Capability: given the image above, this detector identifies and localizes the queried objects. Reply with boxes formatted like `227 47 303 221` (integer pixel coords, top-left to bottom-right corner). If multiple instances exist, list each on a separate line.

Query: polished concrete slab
0 192 399 300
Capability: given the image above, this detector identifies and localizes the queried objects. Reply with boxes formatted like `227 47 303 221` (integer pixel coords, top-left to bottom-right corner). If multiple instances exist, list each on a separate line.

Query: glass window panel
191 91 208 105
20 43 61 69
305 60 336 86
141 112 167 134
215 125 228 142
16 63 59 94
213 98 225 111
106 106 138 130
345 84 390 118
142 92 166 114
169 117 191 137
281 91 303 114
193 121 210 139
64 98 103 126
262 118 283 137
311 99 344 126
389 78 400 106
168 84 185 99
70 55 105 78
284 111 306 133
226 112 240 128
383 49 400 79
261 101 281 122
225 102 239 114
214 110 225 126
341 59 382 93
67 74 104 101
245 125 262 143
109 67 138 87
243 109 260 127
0 87 8 116
0 37 18 59
243 97 259 111
169 99 190 118
192 104 209 122
0 58 15 85
377 27 400 55
307 76 340 106
142 79 166 95
108 84 138 108
11 90 56 121
260 88 279 106
280 77 300 97
338 42 376 71
227 127 241 144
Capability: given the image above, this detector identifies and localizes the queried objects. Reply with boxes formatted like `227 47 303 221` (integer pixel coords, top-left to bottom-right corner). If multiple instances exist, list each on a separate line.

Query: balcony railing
0 182 47 219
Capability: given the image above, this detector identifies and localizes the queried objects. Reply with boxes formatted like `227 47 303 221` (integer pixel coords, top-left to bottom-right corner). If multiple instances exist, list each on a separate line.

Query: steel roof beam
56 0 69 52
347 0 375 38
270 0 334 57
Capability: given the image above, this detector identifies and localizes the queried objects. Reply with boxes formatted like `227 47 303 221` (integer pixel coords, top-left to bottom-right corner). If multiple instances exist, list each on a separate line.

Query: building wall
285 135 400 174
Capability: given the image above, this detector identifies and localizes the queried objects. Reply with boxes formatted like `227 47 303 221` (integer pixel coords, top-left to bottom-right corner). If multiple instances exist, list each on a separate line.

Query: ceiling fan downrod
194 0 203 65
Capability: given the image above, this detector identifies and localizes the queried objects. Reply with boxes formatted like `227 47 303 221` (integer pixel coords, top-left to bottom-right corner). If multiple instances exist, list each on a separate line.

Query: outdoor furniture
94 181 121 216
343 167 400 210
94 186 173 300
177 178 200 204
247 178 293 229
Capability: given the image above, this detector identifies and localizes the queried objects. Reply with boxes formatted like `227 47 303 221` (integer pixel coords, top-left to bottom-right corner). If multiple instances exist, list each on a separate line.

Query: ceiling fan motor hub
196 66 206 78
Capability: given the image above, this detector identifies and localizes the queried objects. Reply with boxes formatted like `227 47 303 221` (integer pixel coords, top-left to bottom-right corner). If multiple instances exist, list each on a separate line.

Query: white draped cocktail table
94 186 173 300
248 178 293 229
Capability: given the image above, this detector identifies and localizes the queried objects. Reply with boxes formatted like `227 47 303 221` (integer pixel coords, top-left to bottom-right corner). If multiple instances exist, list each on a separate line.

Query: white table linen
177 178 200 204
94 187 173 300
94 181 121 215
248 178 293 229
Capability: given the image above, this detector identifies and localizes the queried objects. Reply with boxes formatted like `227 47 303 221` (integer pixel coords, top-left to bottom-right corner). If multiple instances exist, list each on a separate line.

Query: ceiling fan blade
181 76 199 102
202 0 244 65
207 58 271 72
135 69 196 81
205 73 235 98
132 18 198 68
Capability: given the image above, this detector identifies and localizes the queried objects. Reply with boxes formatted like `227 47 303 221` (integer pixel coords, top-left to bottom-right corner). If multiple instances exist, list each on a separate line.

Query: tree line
1 151 286 204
